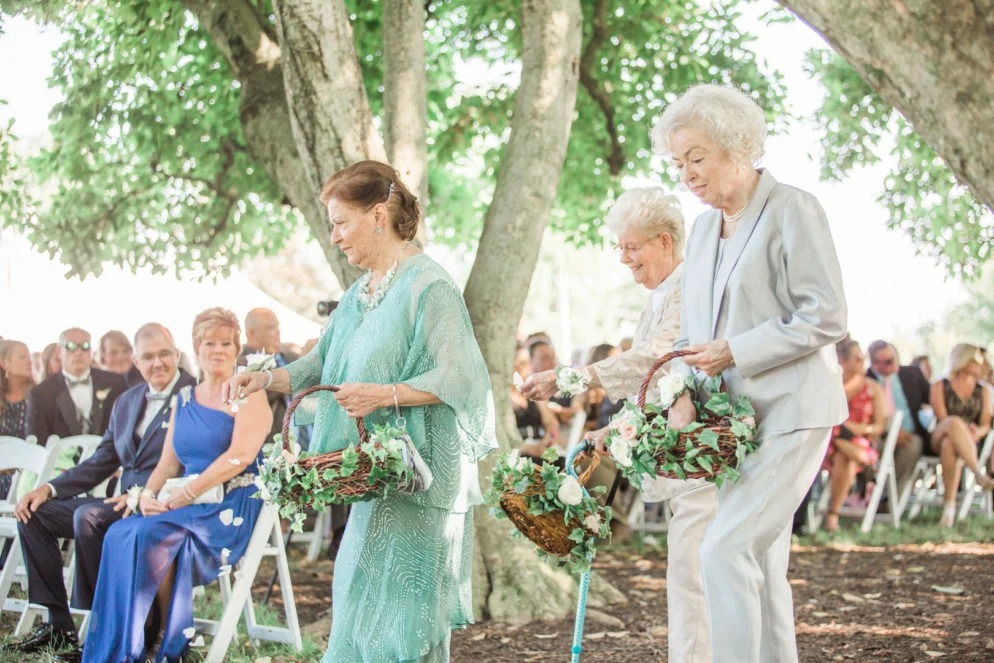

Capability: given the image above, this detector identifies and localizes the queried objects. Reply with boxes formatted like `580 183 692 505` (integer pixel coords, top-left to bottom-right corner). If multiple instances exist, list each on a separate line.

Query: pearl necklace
356 260 399 311
722 201 749 224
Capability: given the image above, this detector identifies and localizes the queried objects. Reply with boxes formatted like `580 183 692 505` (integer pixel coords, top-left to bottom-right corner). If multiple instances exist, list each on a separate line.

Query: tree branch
578 0 623 175
183 0 278 78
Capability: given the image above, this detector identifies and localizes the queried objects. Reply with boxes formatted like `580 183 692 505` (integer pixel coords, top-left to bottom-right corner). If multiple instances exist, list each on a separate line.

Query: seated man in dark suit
25 327 128 444
240 307 298 440
867 340 930 496
4 324 195 657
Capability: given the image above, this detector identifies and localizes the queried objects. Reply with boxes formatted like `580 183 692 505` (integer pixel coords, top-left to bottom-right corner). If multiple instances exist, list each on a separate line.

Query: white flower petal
183 627 196 639
233 516 244 527
218 509 234 526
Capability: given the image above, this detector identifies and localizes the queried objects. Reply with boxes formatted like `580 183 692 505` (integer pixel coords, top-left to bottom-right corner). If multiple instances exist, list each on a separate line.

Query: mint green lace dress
285 253 497 663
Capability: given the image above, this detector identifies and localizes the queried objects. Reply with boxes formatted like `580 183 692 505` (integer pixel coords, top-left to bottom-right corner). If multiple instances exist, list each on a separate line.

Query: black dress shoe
1 623 79 653
52 645 84 663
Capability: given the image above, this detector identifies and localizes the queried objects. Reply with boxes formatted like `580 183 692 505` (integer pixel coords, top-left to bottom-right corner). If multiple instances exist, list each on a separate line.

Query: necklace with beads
357 260 399 311
722 200 749 224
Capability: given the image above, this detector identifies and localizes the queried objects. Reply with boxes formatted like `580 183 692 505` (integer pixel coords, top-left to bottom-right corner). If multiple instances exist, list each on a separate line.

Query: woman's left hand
681 340 735 377
335 382 390 418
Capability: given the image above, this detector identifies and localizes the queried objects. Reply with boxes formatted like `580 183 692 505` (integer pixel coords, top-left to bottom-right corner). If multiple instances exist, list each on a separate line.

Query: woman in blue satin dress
79 308 272 663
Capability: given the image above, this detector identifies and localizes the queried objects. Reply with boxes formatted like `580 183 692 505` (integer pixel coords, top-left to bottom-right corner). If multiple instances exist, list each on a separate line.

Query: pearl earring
375 226 383 234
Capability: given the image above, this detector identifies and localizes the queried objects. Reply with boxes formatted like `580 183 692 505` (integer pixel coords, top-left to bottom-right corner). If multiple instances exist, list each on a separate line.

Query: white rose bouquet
486 446 612 575
604 371 759 488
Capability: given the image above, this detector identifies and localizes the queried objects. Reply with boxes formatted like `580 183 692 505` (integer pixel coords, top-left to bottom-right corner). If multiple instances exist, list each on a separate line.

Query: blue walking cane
565 440 597 663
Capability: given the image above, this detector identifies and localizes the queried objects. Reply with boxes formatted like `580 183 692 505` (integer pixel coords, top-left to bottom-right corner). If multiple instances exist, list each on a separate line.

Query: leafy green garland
254 423 413 531
486 447 612 575
605 373 759 489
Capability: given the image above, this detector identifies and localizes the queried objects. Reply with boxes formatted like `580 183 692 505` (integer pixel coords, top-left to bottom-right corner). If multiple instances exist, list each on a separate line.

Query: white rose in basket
657 372 689 408
557 475 584 506
609 437 633 467
583 513 602 533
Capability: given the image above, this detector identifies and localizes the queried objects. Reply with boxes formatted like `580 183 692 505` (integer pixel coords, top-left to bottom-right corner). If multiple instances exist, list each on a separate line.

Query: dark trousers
17 497 123 622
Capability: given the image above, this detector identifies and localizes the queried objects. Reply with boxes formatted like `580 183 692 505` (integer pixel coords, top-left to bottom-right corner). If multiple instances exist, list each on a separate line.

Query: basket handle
637 349 728 409
282 384 368 453
565 440 601 488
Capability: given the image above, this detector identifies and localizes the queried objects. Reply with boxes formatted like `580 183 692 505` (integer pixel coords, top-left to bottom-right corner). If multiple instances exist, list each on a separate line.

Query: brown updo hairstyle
191 307 241 355
319 160 422 242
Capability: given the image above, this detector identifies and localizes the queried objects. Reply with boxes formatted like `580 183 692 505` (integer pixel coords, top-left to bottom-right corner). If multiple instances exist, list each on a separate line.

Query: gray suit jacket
676 169 848 434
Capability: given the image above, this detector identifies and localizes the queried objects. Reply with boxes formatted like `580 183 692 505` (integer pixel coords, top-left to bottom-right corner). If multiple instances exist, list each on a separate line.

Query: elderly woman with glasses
655 84 847 663
521 187 718 663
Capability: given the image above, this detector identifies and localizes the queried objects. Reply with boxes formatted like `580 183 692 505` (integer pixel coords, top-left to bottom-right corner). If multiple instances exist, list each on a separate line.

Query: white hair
605 187 685 257
651 84 767 164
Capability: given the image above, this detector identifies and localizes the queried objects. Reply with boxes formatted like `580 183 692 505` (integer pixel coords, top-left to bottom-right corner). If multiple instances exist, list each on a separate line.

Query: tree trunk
777 0 994 214
463 0 619 622
185 0 362 287
383 0 429 203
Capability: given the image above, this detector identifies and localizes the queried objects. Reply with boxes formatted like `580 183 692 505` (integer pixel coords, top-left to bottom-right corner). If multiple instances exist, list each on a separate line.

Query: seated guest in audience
1 339 34 498
866 340 928 497
240 307 296 440
911 354 933 382
98 329 145 387
528 337 580 424
6 324 195 658
824 338 887 532
78 308 271 663
930 343 994 527
40 342 62 382
511 343 559 459
26 328 128 446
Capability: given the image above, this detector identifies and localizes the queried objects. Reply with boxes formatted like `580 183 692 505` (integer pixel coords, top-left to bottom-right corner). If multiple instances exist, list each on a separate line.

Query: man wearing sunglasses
866 340 929 497
25 327 128 446
8 324 193 658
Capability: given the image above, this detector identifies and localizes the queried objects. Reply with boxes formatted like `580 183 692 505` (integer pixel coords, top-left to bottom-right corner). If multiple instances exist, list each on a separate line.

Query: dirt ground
270 540 994 663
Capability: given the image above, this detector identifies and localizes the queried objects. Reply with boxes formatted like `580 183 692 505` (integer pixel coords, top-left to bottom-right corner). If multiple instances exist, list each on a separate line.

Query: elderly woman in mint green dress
224 160 497 663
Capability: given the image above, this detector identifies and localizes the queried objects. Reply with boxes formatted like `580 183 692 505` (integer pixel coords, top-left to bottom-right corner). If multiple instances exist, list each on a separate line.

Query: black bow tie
146 392 169 402
66 376 91 387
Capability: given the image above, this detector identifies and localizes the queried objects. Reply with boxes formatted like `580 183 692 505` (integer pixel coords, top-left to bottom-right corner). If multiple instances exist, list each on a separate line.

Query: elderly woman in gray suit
655 84 848 663
521 187 717 663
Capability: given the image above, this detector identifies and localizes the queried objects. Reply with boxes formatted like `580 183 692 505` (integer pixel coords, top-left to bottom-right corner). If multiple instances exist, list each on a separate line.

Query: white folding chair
193 503 302 662
12 434 106 638
956 430 994 521
810 412 903 532
291 509 330 562
0 440 51 615
859 412 904 532
627 497 671 534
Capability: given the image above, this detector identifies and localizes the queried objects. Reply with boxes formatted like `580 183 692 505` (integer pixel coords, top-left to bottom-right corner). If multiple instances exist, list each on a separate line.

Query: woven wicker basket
498 453 600 557
638 349 741 480
277 384 394 505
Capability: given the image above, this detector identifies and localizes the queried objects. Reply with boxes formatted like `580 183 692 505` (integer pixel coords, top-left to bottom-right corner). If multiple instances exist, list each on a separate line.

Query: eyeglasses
62 341 92 352
611 238 652 256
138 350 177 364
872 357 895 367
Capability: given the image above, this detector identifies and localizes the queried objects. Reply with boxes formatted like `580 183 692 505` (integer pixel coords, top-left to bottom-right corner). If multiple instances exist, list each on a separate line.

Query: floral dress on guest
824 382 879 469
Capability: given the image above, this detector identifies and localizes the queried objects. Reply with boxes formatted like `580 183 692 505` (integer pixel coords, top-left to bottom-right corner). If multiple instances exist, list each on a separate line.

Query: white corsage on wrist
126 485 144 513
555 366 590 397
657 372 690 408
231 353 278 412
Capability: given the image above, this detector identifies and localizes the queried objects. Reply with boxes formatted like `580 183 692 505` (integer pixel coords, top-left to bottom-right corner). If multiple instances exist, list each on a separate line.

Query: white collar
63 368 92 382
149 370 181 398
649 262 684 308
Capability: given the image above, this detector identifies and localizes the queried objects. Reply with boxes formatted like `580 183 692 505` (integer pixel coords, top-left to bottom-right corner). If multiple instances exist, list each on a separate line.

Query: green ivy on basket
253 423 414 532
486 446 612 575
605 372 759 489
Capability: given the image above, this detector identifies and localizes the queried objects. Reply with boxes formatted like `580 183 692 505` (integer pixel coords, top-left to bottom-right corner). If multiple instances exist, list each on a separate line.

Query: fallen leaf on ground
534 632 559 639
931 585 966 595
842 593 865 603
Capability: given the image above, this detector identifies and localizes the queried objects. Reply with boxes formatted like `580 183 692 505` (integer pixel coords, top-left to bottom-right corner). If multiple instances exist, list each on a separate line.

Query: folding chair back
40 434 104 482
956 430 994 521
860 411 903 532
193 503 302 662
0 440 54 614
